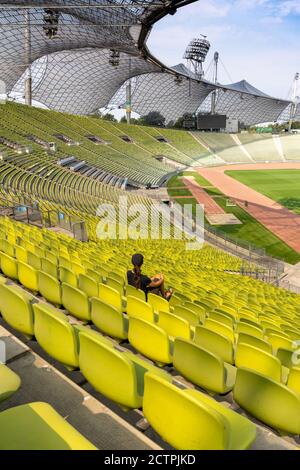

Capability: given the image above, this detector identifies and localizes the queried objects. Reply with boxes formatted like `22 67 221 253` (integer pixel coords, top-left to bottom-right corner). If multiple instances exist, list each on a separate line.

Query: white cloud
278 0 300 16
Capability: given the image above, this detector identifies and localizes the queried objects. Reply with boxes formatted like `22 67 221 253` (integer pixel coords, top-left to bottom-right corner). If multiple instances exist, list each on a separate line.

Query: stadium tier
1 217 300 450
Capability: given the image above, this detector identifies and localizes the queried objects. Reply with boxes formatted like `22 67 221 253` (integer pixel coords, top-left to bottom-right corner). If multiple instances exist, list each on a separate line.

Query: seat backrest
157 311 191 340
276 347 296 369
0 284 34 336
184 302 206 322
148 293 169 313
18 261 38 292
126 296 154 322
91 298 128 340
27 252 41 270
0 252 18 280
287 367 300 395
78 330 140 409
143 373 228 450
128 317 172 365
59 266 77 287
209 311 233 328
126 284 145 301
267 333 294 353
41 258 58 279
237 333 272 354
71 262 85 276
1 239 15 257
173 338 225 393
235 343 282 382
194 326 234 364
106 277 124 296
15 245 27 263
61 283 90 321
205 319 234 343
235 322 264 339
33 302 78 369
174 305 200 327
38 271 61 306
233 367 300 435
78 273 98 298
98 283 122 312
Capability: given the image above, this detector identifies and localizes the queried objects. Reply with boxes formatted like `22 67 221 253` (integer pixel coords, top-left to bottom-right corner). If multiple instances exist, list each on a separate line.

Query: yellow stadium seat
18 261 39 292
0 365 21 402
125 284 145 301
235 343 283 382
205 319 234 343
91 298 128 340
194 326 234 364
126 296 154 322
78 273 98 298
62 283 91 321
41 258 58 279
0 252 18 280
287 367 300 394
15 245 27 263
0 283 35 337
157 311 191 340
38 271 62 306
148 292 169 314
98 283 122 312
237 333 272 354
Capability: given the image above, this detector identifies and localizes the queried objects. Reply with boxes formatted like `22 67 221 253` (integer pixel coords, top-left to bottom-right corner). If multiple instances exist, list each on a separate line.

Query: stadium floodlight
43 9 60 39
183 36 211 79
109 49 120 67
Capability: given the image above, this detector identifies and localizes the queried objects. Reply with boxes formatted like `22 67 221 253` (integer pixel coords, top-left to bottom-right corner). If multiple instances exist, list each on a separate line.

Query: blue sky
147 0 300 99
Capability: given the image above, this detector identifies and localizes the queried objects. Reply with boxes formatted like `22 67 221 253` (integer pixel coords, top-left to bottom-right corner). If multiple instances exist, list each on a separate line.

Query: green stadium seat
0 252 18 280
143 373 256 450
33 302 79 370
98 283 122 312
0 283 35 337
126 296 154 322
38 271 62 306
233 368 300 434
128 317 172 365
61 283 91 321
0 402 97 450
235 343 283 382
157 311 191 340
194 326 234 364
18 261 38 292
78 330 169 409
173 338 236 394
0 364 21 402
91 298 128 340
78 273 98 298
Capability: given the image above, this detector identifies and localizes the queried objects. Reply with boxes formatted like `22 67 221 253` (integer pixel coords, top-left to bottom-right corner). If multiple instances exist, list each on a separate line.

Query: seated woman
127 253 173 301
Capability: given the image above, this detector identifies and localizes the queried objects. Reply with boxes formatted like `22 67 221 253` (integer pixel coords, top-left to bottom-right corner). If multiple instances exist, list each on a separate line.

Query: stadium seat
27 252 41 270
91 298 128 340
98 283 122 312
237 333 272 354
184 302 206 323
0 252 18 280
61 283 91 321
148 293 169 313
276 347 296 369
173 338 236 394
78 273 98 298
235 322 264 339
209 311 234 328
41 258 58 279
78 329 169 409
126 296 154 322
233 368 300 434
0 283 35 337
106 277 124 297
287 367 300 394
125 284 145 301
204 319 234 343
143 373 256 450
157 311 191 340
267 333 295 353
0 365 21 402
235 343 284 382
18 261 39 292
128 317 172 365
194 326 234 364
173 305 201 327
38 271 62 306
59 267 77 287
33 302 79 369
0 402 97 450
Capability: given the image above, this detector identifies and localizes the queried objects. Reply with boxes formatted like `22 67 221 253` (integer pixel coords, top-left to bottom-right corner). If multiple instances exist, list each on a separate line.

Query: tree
140 111 165 127
102 113 117 122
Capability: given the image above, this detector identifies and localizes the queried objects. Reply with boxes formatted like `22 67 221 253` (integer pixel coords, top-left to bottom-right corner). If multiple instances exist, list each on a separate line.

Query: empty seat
126 284 145 301
234 368 300 435
0 365 21 402
98 283 122 312
276 347 296 369
267 333 295 353
237 333 272 354
78 330 169 409
27 252 41 270
148 293 169 313
194 326 234 364
0 252 18 280
209 311 234 328
18 261 38 292
0 402 97 450
173 338 236 394
157 311 191 340
0 284 35 337
59 267 77 287
15 245 27 263
91 298 128 340
143 373 256 450
62 283 90 321
173 305 200 327
126 296 154 322
38 271 61 306
184 302 206 323
33 303 79 369
78 273 98 298
205 319 234 343
235 322 264 339
287 366 300 394
235 343 283 382
41 258 58 279
128 317 172 365
106 277 124 297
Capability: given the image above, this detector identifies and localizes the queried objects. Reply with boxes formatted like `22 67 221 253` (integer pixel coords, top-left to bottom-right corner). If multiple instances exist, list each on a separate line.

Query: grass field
168 171 300 264
226 169 300 214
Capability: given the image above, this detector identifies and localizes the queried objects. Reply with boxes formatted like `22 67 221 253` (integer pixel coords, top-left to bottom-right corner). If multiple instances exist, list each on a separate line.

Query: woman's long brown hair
133 265 141 289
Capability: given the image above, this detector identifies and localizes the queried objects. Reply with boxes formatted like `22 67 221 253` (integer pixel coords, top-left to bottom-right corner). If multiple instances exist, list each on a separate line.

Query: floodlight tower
288 72 299 132
211 52 219 114
183 36 211 79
